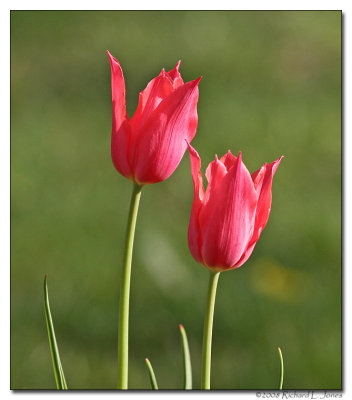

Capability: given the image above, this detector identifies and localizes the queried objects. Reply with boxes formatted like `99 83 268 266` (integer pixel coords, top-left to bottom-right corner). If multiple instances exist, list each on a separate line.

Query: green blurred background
11 11 341 389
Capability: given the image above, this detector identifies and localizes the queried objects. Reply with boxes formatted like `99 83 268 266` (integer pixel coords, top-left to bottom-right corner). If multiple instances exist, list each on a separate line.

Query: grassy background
11 11 341 389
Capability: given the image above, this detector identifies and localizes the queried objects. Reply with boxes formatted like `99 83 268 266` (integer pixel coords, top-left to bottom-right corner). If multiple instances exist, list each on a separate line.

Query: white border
2 2 348 399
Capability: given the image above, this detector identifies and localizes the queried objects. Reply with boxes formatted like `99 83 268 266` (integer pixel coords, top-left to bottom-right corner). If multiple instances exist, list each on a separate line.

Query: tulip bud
107 51 201 185
187 143 283 271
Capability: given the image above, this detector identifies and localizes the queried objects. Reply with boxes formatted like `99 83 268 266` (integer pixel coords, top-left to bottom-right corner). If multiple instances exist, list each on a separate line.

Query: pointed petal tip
107 51 121 68
187 143 196 152
175 60 181 70
274 155 284 167
145 357 150 362
186 141 199 155
269 155 284 176
179 323 184 330
269 155 284 167
189 76 202 88
106 50 114 60
186 142 201 165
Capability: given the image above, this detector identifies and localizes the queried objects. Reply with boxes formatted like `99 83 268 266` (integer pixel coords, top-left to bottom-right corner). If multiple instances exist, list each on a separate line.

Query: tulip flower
107 51 201 185
187 143 282 389
188 143 283 271
107 52 201 389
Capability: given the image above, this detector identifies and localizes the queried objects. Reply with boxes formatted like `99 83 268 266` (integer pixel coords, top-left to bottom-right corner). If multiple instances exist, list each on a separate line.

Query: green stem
201 271 220 390
117 182 142 389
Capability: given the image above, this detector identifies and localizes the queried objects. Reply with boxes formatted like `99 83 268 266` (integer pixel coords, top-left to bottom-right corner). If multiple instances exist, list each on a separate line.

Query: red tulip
187 143 283 271
107 51 201 185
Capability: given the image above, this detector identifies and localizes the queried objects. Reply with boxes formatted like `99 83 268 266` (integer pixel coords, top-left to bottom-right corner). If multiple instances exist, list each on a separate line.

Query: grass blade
44 275 67 389
277 347 284 390
145 358 158 389
179 324 192 389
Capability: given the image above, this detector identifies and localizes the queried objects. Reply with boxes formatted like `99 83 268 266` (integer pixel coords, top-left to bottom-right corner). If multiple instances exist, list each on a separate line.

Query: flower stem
117 182 142 389
201 271 220 390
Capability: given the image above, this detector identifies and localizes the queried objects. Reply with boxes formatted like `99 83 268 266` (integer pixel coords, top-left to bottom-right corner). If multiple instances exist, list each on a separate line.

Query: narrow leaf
179 324 192 389
145 358 158 389
44 275 67 389
277 347 284 390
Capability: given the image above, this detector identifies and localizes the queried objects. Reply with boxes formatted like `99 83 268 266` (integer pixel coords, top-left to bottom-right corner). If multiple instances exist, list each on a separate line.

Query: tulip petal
233 157 283 268
251 164 266 196
204 156 227 206
111 121 133 179
187 143 205 264
107 52 133 178
250 156 283 245
200 153 257 269
130 69 174 134
187 143 205 202
167 60 184 89
107 51 128 132
233 242 257 268
133 77 201 184
233 156 283 268
220 150 237 172
167 60 181 79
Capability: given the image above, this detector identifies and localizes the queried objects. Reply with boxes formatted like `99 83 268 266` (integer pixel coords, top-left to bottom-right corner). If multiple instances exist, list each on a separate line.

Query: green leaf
179 324 192 390
277 347 284 390
44 275 67 389
145 358 158 389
